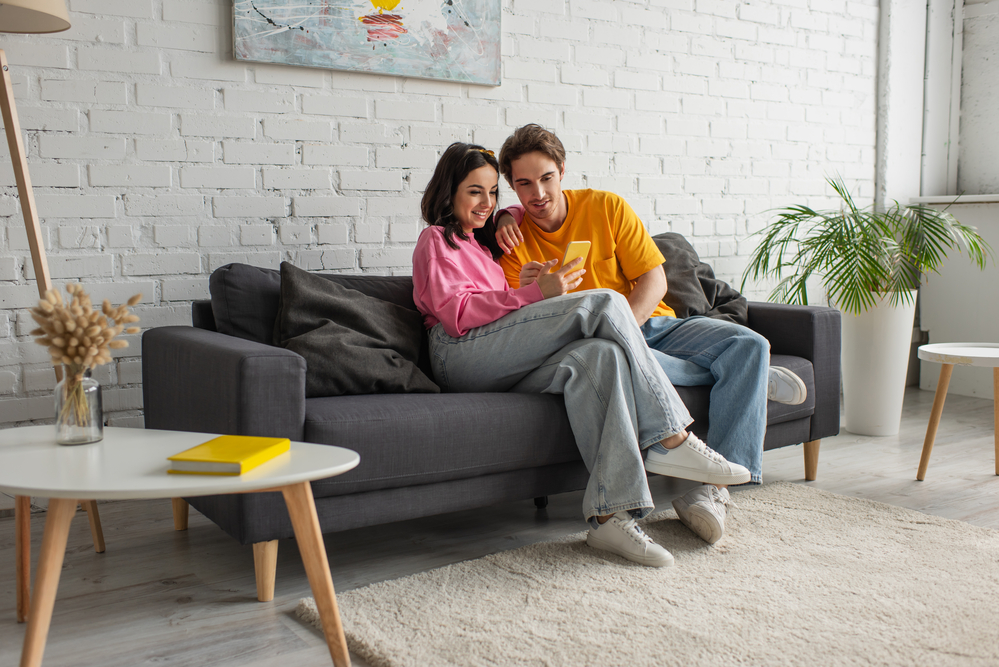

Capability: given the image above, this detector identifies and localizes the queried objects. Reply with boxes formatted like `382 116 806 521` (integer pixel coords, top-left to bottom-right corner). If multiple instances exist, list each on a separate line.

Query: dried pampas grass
30 284 141 371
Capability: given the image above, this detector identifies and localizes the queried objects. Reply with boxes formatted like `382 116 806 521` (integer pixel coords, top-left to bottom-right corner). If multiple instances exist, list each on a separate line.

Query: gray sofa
142 234 841 600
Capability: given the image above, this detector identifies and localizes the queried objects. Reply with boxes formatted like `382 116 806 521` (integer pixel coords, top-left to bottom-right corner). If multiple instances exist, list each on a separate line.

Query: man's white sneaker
586 512 674 567
768 366 807 405
644 433 752 485
672 485 734 545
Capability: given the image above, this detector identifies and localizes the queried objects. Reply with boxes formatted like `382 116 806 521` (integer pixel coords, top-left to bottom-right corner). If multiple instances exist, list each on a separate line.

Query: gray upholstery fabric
652 232 749 324
747 302 841 441
274 262 439 397
191 300 215 332
304 392 577 497
186 461 591 545
142 326 307 441
209 263 282 344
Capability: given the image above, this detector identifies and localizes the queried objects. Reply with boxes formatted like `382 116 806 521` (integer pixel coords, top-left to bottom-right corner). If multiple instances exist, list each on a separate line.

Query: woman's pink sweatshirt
412 225 544 338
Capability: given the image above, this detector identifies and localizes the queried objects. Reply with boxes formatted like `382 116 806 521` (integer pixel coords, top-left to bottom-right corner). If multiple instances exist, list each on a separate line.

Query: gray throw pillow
274 262 440 398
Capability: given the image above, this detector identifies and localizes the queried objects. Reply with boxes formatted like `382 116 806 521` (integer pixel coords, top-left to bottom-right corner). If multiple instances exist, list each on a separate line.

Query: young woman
412 143 750 567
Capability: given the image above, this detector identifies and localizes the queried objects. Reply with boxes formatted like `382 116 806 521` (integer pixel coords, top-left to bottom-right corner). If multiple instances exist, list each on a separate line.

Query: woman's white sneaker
644 433 752 485
586 512 674 567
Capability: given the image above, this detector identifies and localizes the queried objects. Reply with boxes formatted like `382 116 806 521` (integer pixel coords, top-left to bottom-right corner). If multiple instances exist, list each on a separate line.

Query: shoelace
686 435 726 464
613 515 654 546
710 487 738 510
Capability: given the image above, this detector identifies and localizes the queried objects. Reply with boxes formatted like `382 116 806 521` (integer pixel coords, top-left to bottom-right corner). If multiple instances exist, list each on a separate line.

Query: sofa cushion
304 392 579 498
209 263 282 344
209 263 423 342
274 262 439 397
765 353 816 424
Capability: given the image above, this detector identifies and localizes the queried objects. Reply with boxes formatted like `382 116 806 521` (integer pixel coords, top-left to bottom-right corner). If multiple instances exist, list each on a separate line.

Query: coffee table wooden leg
281 482 350 667
918 363 953 481
81 501 105 553
20 498 76 667
172 498 189 531
994 368 998 476
15 495 30 623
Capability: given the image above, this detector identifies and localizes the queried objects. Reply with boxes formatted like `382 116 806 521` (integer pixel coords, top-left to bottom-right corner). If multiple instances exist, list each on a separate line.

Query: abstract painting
233 0 501 85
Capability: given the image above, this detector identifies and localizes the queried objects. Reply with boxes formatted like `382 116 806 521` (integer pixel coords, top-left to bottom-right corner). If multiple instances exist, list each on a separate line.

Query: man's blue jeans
641 315 768 484
427 290 693 526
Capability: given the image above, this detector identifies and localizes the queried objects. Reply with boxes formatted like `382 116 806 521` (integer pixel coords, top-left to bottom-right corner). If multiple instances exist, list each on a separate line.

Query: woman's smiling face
453 165 499 234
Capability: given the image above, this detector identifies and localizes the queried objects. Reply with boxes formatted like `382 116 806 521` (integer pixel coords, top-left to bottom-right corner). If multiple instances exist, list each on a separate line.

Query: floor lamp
0 0 105 624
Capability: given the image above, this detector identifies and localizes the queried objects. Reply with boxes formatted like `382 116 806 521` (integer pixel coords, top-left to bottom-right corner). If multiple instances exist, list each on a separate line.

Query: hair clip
477 148 495 157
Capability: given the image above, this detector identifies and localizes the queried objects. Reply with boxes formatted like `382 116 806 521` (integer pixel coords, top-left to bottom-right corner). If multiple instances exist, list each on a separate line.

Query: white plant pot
840 290 918 436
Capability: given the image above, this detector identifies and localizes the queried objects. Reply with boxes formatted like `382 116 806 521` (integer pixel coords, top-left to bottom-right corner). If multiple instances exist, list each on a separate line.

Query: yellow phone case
562 241 591 269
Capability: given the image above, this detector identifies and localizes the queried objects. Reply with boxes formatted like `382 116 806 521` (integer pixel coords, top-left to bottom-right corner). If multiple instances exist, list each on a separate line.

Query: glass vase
54 365 103 445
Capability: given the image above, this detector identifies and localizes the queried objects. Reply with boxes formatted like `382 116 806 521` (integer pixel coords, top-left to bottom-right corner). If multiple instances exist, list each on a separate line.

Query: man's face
509 151 566 225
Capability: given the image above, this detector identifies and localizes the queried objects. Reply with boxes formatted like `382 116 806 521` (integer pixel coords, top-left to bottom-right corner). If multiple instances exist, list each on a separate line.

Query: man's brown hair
498 124 566 185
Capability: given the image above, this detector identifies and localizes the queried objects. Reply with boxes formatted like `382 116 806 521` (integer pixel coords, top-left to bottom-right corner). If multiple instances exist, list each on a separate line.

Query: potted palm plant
742 177 993 436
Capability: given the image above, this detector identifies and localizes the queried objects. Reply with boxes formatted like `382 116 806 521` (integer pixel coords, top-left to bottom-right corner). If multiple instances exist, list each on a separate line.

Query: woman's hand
495 212 524 254
535 257 585 299
518 260 547 288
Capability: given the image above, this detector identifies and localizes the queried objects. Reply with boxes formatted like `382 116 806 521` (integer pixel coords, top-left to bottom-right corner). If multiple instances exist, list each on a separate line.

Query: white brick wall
0 0 878 428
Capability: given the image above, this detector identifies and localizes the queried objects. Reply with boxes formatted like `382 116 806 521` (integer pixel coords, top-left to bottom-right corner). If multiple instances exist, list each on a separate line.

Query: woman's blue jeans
641 315 768 484
428 290 693 526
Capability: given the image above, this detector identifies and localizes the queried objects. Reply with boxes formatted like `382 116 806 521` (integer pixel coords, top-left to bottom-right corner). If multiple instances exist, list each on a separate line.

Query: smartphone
561 241 591 271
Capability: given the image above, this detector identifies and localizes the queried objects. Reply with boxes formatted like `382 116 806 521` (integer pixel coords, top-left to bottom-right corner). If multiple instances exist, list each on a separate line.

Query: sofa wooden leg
534 496 548 509
171 498 189 531
804 439 820 481
253 540 279 602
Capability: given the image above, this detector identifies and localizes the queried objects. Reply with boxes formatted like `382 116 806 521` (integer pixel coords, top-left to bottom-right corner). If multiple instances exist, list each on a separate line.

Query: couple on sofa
411 124 806 568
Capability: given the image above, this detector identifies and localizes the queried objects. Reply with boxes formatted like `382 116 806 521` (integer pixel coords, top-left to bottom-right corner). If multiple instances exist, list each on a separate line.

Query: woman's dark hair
421 142 503 260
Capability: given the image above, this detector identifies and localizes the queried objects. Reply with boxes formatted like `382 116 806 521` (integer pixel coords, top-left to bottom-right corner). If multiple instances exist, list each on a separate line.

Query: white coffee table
916 343 999 480
0 425 360 667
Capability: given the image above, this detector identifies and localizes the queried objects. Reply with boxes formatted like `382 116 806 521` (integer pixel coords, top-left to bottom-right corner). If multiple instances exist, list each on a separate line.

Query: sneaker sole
672 497 724 544
585 533 675 568
769 366 807 405
644 459 752 485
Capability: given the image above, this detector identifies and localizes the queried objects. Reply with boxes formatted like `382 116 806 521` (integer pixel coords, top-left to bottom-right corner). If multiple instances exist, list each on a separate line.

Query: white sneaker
586 512 674 567
672 485 735 545
644 433 752 485
768 366 807 405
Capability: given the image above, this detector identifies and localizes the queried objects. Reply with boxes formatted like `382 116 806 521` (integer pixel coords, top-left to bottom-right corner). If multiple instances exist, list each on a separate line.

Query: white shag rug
297 482 999 666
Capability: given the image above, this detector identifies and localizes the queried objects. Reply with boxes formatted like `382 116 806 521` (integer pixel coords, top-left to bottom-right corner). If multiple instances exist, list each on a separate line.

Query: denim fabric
641 315 768 484
428 290 693 526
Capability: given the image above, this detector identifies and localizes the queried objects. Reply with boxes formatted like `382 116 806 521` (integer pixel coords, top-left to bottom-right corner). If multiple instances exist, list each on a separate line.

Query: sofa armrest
746 302 841 441
142 326 307 440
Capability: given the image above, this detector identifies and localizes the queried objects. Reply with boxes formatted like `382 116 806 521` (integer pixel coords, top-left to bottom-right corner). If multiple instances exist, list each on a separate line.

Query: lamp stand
1 48 105 624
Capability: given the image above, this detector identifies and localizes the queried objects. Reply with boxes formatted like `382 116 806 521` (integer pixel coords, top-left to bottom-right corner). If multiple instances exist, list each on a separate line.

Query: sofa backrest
206 263 420 345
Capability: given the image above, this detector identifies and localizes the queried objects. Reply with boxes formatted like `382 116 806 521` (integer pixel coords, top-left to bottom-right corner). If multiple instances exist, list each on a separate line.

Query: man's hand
495 212 524 254
535 257 585 299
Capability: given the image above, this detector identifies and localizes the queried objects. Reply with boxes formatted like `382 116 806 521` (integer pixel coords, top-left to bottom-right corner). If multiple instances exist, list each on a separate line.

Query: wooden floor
1 387 996 666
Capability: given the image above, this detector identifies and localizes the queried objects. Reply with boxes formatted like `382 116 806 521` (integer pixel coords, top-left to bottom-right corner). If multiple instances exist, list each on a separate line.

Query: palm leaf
741 177 995 315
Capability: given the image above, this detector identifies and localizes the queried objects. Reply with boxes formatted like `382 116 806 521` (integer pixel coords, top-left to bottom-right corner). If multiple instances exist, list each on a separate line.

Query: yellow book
167 435 290 476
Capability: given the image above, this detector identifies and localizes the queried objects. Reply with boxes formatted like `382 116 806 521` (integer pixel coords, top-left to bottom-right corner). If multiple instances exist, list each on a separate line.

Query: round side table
916 343 999 480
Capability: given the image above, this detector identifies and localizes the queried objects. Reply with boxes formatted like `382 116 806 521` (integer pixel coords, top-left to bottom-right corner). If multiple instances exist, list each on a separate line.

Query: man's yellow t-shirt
499 189 675 319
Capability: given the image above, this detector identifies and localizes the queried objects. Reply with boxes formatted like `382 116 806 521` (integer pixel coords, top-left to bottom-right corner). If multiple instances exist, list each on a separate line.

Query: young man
494 124 807 545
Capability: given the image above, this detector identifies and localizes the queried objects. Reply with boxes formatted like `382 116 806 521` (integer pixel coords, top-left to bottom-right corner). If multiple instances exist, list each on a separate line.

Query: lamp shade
0 0 70 34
